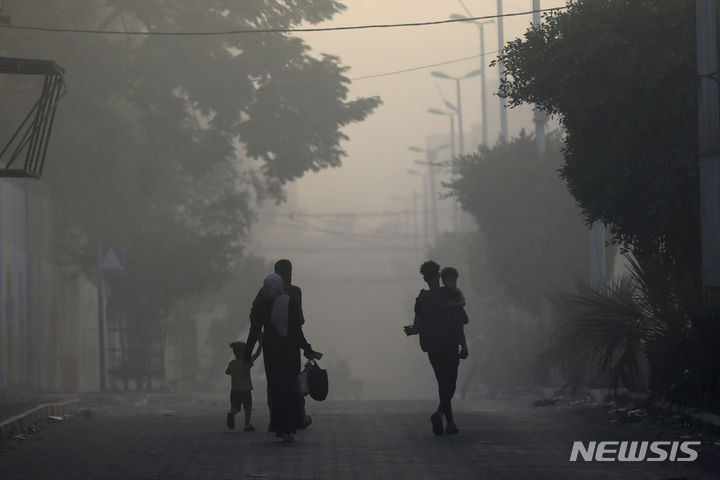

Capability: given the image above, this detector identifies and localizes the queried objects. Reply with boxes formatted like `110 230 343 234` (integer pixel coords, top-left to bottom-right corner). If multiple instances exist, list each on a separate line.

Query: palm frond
547 275 649 394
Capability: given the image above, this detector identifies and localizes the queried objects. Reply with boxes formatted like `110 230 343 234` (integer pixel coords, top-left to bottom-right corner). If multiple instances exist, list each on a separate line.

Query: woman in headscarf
244 273 315 442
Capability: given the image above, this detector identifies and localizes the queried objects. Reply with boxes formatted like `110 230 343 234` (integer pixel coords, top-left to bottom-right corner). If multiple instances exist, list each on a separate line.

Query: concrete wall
0 178 98 392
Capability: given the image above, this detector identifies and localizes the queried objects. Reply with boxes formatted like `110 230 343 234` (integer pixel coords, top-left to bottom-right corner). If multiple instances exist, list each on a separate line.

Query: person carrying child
404 261 469 436
226 336 263 431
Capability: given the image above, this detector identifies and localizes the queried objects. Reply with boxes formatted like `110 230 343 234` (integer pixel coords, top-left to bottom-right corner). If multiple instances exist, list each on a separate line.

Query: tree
0 1 380 384
496 0 701 304
447 130 599 315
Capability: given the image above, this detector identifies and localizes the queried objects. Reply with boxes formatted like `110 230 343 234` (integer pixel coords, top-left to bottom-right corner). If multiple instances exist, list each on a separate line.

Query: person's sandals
243 424 255 432
430 412 444 436
445 423 459 435
226 412 235 430
276 432 294 442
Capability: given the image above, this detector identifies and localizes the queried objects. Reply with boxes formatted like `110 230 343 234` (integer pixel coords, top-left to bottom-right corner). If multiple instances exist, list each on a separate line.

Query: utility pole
427 150 439 241
479 20 491 146
532 0 548 156
455 79 465 155
697 0 720 307
412 189 418 257
497 0 508 139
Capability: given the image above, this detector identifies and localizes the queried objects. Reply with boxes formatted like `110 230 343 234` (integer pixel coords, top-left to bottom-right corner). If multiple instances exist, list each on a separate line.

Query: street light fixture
450 13 495 146
414 159 444 168
428 108 456 157
429 70 480 155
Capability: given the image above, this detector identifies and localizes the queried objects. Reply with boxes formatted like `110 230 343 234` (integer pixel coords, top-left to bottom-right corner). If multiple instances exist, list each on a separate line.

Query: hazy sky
290 0 566 222
244 1 568 399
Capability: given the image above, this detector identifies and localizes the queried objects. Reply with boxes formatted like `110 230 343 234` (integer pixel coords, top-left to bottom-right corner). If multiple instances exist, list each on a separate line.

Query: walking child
226 337 263 431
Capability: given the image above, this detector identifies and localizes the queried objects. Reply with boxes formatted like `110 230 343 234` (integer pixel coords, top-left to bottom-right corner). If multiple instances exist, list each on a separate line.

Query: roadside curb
0 398 80 438
610 392 720 436
533 387 720 437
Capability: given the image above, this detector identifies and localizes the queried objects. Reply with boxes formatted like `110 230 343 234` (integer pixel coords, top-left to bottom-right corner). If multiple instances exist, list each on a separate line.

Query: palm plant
547 255 692 396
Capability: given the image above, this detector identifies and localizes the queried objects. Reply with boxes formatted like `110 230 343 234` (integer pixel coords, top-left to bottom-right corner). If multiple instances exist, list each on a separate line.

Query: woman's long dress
246 298 311 436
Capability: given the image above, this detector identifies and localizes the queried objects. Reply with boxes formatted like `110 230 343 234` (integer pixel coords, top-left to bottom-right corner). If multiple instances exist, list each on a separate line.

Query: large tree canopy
447 130 598 314
0 0 381 369
0 1 380 315
496 0 700 282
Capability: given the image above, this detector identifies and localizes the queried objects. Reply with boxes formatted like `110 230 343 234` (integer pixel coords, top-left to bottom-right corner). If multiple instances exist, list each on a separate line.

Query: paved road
1 396 718 479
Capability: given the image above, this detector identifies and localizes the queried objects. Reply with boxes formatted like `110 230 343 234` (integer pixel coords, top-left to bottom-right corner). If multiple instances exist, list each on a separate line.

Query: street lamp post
428 107 460 231
450 14 494 146
393 192 419 255
430 69 482 156
391 194 411 238
407 168 427 249
409 144 449 243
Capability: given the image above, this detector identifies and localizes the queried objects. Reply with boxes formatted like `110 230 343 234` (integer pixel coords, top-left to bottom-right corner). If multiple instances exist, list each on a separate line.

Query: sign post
97 244 126 392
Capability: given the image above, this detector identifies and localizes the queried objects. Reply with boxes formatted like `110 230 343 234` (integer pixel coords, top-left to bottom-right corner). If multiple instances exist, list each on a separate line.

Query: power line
259 52 494 91
347 51 498 82
270 221 425 246
0 7 567 36
275 208 401 236
288 208 454 218
0 50 498 96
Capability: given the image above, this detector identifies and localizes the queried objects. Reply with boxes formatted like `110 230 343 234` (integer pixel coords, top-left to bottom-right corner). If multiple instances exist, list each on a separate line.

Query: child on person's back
440 267 469 359
226 336 262 431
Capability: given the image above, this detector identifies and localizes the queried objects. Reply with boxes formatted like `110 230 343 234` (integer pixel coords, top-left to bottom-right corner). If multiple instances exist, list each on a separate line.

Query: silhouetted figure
250 259 310 431
404 261 466 436
226 338 262 431
245 273 316 442
440 267 469 359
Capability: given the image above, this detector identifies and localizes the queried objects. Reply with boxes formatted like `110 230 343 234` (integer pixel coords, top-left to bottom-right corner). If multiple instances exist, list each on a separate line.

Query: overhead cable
0 7 567 36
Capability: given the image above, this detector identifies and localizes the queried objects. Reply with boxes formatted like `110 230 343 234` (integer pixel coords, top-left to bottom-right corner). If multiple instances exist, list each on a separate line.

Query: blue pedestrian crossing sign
98 244 126 275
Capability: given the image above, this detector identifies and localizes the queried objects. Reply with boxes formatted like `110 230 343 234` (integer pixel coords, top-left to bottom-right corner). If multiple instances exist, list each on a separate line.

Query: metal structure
0 57 65 178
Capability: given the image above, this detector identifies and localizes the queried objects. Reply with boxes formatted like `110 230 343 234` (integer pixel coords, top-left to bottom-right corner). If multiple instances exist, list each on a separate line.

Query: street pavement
1 395 719 479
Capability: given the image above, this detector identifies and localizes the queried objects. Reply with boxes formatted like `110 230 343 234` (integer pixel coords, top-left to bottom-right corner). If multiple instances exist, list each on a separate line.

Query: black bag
306 359 329 401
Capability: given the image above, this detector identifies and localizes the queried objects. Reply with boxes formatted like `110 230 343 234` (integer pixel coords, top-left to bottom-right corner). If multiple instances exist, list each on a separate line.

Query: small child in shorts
441 267 469 359
226 337 262 431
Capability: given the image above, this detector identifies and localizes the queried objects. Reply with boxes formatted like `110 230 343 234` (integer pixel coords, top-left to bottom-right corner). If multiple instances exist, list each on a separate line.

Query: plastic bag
307 360 329 401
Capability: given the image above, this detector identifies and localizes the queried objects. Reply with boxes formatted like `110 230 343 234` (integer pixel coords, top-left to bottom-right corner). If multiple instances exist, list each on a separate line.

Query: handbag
304 359 329 401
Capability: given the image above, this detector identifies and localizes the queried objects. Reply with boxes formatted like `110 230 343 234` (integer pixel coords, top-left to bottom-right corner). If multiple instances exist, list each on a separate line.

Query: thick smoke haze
0 1 575 399
243 1 565 399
